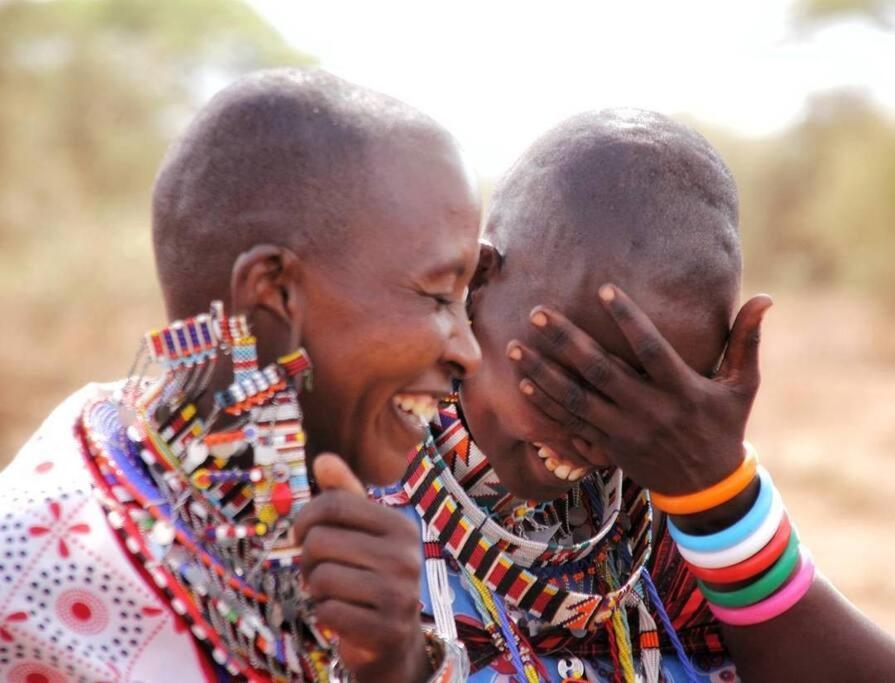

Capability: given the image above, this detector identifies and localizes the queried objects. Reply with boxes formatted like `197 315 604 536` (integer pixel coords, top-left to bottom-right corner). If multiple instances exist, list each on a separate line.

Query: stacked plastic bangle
659 445 815 626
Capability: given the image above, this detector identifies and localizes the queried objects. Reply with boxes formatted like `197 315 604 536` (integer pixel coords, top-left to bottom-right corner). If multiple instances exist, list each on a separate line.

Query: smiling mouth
531 443 589 482
392 393 440 430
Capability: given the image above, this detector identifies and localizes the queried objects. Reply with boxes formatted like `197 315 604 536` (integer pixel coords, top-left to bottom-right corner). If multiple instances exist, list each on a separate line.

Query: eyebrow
421 259 468 282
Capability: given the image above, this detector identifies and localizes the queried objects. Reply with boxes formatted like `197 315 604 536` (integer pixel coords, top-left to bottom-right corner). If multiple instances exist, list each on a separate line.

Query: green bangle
698 529 801 608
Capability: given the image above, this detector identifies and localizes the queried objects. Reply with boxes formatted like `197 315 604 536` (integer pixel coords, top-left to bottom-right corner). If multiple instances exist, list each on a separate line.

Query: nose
442 308 482 380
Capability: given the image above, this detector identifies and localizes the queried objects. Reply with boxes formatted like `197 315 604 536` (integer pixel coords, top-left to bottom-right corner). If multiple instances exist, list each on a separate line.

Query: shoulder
0 383 210 681
1 383 117 500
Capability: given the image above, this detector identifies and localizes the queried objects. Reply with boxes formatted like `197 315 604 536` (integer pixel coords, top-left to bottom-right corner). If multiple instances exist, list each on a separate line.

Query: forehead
357 135 481 275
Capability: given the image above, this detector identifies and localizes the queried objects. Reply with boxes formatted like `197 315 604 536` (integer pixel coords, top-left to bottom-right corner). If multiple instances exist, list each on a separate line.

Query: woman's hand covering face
508 284 774 496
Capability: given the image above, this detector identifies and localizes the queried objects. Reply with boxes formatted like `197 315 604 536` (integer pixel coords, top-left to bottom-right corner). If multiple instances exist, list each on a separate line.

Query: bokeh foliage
704 92 895 301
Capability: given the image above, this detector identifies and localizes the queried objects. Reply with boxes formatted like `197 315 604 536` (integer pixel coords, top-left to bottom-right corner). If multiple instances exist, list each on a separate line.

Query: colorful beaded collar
430 404 626 569
403 423 653 632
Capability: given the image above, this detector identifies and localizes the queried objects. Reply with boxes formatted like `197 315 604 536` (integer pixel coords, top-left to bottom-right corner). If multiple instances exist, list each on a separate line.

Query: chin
356 443 413 487
494 457 574 503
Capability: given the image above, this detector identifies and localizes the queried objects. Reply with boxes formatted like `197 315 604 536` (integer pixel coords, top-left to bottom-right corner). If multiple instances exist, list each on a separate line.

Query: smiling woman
0 69 480 682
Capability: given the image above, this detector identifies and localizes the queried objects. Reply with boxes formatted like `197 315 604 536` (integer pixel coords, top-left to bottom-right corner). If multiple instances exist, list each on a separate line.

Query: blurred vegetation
0 0 312 456
701 92 895 300
794 0 895 26
1 0 894 462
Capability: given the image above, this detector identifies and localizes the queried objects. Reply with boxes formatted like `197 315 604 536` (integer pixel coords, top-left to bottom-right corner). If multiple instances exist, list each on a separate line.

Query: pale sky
251 0 894 177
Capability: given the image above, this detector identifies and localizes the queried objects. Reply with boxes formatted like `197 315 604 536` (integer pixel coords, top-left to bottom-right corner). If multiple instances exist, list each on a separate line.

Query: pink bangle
707 547 815 626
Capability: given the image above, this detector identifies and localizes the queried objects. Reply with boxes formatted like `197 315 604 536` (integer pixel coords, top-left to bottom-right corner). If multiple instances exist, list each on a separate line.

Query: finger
716 294 774 388
527 306 633 402
518 378 608 449
598 284 688 386
313 600 382 663
302 525 421 579
293 490 396 543
571 437 613 467
305 562 381 608
313 452 366 497
508 340 622 430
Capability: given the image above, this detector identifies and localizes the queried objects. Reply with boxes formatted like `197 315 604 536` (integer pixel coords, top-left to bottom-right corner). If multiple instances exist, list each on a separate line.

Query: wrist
355 630 431 683
670 476 760 535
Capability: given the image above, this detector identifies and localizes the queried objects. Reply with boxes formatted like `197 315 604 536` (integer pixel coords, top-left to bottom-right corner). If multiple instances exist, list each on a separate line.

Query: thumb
717 294 774 387
312 453 366 497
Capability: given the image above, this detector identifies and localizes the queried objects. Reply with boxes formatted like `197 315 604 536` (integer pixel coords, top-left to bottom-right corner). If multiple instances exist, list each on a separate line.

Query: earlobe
230 244 304 336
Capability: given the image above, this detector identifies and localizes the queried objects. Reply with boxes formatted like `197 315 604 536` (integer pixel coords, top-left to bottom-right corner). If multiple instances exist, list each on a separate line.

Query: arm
508 285 895 682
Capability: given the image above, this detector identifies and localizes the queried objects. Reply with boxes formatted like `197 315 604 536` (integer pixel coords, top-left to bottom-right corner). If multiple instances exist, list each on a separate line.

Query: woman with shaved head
0 69 481 681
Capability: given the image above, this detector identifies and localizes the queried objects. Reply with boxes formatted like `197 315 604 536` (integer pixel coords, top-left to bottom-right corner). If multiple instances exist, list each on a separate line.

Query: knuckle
306 566 334 598
302 527 325 559
561 411 585 433
562 383 587 415
525 354 547 381
611 301 633 322
543 322 569 349
635 336 662 361
581 355 611 387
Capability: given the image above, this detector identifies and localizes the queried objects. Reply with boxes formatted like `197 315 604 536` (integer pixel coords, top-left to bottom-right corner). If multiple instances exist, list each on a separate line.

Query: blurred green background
1 0 893 630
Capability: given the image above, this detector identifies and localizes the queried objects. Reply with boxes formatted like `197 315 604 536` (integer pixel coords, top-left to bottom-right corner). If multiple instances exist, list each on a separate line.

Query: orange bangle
650 443 758 515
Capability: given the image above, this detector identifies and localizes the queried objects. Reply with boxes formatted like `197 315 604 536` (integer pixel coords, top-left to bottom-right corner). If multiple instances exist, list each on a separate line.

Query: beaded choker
432 405 626 568
403 405 653 632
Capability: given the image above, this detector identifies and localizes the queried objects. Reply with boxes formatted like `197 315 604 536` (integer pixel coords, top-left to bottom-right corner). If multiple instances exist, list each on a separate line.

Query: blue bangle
667 467 772 553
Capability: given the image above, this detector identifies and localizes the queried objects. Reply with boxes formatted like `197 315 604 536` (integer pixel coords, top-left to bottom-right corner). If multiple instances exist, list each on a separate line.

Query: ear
467 240 502 318
229 244 304 346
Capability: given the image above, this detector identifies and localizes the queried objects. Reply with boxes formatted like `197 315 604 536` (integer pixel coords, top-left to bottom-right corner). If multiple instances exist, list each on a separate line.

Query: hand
294 454 430 683
508 284 773 496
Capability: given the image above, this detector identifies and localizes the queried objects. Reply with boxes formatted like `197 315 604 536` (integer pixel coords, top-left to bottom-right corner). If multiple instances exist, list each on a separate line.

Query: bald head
484 108 741 372
153 68 456 319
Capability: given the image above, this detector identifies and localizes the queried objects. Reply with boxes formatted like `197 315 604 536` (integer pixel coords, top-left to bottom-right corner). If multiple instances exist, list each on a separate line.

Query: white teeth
554 463 572 480
536 445 589 482
569 466 588 482
537 445 559 460
394 394 438 425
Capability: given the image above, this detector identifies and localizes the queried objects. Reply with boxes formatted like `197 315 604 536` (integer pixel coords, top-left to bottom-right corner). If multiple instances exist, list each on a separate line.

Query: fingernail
520 380 534 396
507 343 522 361
598 285 615 303
530 310 548 327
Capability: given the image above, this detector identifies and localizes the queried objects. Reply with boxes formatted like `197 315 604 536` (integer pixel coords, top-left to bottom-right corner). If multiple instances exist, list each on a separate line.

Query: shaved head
152 68 455 319
485 108 741 358
462 109 744 499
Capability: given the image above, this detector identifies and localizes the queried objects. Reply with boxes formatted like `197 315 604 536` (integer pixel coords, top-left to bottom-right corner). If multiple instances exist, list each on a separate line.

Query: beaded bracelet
685 513 793 584
707 548 815 626
667 466 774 553
651 443 758 515
697 528 801 608
675 483 784 569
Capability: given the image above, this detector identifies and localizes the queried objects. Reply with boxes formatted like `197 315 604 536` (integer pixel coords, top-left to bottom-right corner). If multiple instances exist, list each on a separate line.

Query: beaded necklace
404 433 651 633
78 302 334 682
402 404 704 683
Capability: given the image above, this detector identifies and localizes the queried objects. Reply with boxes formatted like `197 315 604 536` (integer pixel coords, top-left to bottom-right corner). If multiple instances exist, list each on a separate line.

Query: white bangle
676 485 785 569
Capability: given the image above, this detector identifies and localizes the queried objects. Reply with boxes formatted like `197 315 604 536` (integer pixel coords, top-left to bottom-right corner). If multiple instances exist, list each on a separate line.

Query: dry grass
1 282 893 631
